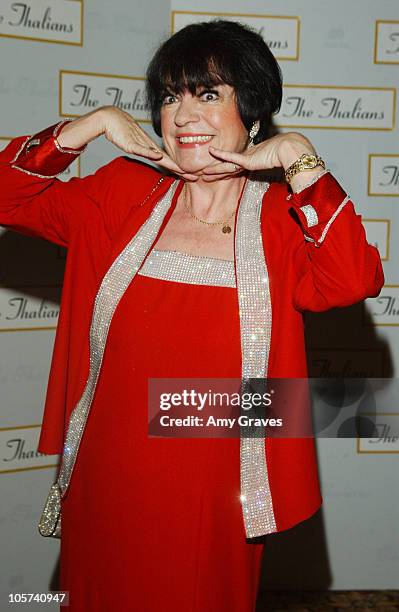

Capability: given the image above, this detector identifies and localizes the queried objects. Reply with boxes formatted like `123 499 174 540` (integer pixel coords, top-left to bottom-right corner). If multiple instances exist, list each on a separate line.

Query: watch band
285 153 326 183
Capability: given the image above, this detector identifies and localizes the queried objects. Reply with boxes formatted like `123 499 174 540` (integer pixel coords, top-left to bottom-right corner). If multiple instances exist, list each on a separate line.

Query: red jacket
0 121 384 533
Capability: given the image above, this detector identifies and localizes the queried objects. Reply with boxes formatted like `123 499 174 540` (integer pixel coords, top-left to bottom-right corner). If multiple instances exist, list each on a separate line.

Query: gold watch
285 153 325 183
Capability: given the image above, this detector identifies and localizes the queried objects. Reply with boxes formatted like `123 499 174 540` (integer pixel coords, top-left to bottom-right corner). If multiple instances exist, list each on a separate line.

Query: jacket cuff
288 171 351 246
11 119 87 178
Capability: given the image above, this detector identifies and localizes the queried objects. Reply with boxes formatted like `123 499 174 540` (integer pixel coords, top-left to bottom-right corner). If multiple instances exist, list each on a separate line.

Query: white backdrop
0 0 398 607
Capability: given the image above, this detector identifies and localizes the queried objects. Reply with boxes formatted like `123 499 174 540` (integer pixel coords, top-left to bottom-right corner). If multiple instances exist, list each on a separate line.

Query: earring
248 120 260 148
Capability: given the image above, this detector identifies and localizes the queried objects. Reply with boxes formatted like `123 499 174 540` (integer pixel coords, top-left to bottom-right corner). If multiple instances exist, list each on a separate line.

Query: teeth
178 135 213 144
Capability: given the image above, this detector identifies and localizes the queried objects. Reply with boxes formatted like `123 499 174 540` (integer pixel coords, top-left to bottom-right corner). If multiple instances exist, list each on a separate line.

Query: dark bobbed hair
145 20 283 145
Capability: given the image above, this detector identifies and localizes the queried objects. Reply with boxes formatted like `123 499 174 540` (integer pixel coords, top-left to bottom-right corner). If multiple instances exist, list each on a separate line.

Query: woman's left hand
202 131 317 181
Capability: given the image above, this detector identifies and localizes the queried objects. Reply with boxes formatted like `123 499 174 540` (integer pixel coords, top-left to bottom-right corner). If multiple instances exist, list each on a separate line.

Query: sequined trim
138 249 236 287
26 138 41 153
38 483 61 537
300 204 319 228
291 169 330 194
10 164 70 179
53 119 88 154
318 195 350 244
43 175 278 540
236 176 277 537
10 135 31 163
57 181 180 497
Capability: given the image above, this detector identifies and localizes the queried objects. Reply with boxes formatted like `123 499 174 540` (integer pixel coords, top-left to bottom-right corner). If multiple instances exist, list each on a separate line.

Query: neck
181 174 248 221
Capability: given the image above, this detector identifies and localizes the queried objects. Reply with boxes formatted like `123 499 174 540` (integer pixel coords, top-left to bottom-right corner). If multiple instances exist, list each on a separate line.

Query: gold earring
248 120 260 148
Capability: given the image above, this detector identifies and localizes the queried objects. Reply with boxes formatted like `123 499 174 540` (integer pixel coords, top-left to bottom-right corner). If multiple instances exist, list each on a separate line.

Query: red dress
60 259 264 611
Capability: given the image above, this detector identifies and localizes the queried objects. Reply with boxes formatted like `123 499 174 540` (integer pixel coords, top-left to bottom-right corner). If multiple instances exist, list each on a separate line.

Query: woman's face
160 83 249 174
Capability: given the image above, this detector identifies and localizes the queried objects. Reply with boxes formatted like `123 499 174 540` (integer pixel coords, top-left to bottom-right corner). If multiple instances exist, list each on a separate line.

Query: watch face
301 154 317 168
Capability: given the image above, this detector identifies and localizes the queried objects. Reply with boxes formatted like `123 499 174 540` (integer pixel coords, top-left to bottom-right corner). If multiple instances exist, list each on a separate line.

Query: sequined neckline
137 248 236 287
152 248 234 263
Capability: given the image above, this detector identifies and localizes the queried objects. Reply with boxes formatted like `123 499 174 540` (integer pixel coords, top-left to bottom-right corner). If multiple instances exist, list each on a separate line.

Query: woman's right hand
59 106 199 181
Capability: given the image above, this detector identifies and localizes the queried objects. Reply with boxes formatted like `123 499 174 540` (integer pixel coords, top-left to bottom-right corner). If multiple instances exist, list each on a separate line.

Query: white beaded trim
235 176 277 538
10 164 71 179
138 248 236 287
318 195 351 244
292 169 330 194
10 135 31 164
299 204 319 228
26 138 41 152
57 181 180 498
53 119 88 154
286 169 330 200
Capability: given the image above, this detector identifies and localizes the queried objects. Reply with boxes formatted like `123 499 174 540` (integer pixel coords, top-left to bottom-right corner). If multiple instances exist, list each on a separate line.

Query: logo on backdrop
0 425 59 473
307 348 385 378
307 352 395 453
374 20 399 64
171 11 300 61
0 0 83 46
362 219 390 261
59 70 149 122
276 86 396 130
357 413 399 453
368 154 399 197
0 287 60 331
365 286 399 327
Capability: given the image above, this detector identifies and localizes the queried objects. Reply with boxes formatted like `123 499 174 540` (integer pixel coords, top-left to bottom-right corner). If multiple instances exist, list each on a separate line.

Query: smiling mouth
177 135 214 144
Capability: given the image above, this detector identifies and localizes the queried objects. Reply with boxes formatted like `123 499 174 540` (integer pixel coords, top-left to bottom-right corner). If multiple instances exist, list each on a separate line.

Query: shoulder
99 155 164 197
79 155 168 208
110 155 162 180
74 156 170 238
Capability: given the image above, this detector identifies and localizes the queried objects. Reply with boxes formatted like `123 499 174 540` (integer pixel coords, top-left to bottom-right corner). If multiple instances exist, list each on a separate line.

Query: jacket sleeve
289 171 384 312
0 119 124 247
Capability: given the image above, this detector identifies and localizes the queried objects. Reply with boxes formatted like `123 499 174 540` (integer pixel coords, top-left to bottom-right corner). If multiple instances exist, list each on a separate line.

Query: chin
175 157 213 174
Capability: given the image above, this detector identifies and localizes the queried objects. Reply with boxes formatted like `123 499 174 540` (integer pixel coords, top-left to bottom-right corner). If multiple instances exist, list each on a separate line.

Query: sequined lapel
57 179 181 496
105 174 177 270
57 173 277 538
235 175 277 537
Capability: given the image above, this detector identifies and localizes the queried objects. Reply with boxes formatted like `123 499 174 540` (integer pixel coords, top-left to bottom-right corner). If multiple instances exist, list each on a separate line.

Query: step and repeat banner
0 0 398 604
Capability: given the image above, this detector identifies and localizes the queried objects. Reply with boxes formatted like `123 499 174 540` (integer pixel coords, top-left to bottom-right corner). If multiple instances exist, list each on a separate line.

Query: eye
161 93 178 105
199 89 219 102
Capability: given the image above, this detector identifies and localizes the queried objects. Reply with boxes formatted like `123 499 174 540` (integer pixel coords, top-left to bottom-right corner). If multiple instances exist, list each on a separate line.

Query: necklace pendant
222 224 231 234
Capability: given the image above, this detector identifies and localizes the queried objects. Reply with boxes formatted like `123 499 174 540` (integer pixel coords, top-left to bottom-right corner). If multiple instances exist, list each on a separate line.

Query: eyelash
161 90 219 105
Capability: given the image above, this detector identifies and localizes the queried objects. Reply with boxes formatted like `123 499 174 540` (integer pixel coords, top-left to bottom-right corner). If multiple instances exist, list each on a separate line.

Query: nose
174 95 200 127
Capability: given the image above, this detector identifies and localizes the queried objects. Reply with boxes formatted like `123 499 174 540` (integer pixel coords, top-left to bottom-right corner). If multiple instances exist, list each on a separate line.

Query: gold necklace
182 184 237 234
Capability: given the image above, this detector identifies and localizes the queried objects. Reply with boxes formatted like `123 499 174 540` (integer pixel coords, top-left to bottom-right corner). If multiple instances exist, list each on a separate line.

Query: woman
0 20 383 612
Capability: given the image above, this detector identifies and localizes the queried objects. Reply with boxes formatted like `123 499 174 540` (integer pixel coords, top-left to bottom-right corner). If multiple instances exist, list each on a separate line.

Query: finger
155 154 199 180
127 142 199 180
127 143 164 160
202 173 239 182
208 146 248 166
202 161 241 175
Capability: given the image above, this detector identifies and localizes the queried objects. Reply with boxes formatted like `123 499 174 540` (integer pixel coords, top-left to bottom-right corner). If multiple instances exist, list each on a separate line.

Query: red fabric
289 172 347 242
0 131 384 541
11 122 85 176
60 272 264 611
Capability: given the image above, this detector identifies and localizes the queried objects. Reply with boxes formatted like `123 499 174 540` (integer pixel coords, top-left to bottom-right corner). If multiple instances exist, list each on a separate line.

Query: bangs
156 48 235 99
